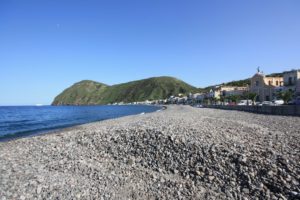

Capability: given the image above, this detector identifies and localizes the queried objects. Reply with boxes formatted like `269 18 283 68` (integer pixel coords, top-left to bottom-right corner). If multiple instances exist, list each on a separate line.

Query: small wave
0 119 32 124
0 125 70 142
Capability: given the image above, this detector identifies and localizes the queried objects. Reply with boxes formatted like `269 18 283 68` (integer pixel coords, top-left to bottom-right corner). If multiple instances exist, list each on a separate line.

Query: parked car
195 104 203 108
237 100 253 106
272 99 284 105
260 101 274 106
288 97 300 105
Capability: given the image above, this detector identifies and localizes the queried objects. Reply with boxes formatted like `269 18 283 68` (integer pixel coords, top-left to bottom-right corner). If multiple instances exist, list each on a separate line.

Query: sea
0 105 161 142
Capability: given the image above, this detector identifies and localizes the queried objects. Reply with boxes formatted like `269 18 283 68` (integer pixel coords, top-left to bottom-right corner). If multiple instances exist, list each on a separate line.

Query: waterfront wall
204 105 300 116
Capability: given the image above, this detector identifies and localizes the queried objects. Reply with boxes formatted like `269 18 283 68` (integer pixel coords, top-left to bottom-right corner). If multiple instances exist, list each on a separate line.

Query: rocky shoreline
0 105 299 199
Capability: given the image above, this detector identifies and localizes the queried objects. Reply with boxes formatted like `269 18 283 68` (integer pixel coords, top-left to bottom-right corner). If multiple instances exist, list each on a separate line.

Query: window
268 80 272 85
256 81 259 86
289 77 293 85
276 81 279 86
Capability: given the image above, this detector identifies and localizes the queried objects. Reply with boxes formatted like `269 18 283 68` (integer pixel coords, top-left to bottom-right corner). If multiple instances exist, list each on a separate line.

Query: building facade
195 93 206 103
206 87 221 99
250 72 283 102
207 85 249 98
283 69 300 96
221 86 248 97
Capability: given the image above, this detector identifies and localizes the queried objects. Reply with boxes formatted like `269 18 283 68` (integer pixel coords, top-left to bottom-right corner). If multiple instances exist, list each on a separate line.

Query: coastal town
2 1 300 199
117 68 300 106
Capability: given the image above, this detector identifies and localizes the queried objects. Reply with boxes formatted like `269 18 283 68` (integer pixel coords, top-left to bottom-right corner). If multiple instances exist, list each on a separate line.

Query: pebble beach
0 105 299 199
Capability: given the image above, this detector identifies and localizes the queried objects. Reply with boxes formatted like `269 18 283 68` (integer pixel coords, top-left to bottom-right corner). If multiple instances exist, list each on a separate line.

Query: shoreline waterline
0 105 163 142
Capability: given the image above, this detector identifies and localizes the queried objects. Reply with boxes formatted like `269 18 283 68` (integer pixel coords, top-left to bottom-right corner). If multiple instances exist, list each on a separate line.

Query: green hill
52 76 199 105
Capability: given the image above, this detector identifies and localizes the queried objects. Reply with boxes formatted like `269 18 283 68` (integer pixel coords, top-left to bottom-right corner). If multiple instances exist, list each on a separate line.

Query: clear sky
0 0 300 105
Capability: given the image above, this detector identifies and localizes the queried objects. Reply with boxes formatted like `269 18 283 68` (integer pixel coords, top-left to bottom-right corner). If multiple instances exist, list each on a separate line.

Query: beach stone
195 170 203 176
0 105 299 199
127 158 134 166
208 176 215 181
242 188 250 194
36 186 42 194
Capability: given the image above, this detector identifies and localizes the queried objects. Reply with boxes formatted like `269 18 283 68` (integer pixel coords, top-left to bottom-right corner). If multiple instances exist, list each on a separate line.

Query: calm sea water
0 105 160 141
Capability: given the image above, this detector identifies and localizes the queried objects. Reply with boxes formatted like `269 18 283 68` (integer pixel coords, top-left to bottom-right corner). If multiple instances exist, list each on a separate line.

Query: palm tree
278 90 293 104
245 92 257 105
230 95 241 104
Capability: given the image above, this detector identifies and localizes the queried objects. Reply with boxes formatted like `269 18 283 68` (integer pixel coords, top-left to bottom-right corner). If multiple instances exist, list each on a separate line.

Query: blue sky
0 0 300 105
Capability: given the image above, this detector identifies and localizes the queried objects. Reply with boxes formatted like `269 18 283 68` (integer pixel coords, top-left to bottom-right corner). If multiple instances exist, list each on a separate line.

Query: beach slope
0 106 299 199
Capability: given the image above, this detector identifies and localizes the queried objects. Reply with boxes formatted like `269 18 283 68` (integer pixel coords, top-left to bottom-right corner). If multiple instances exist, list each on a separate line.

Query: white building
195 93 206 103
221 86 248 97
283 69 300 96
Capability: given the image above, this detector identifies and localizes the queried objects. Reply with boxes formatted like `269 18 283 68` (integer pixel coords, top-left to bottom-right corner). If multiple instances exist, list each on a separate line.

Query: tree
278 90 293 104
244 92 257 105
219 96 225 105
230 95 241 104
211 97 218 105
203 97 209 105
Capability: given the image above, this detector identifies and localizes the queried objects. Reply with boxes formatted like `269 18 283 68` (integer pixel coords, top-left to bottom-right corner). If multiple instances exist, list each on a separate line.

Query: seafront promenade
0 106 299 199
204 104 300 116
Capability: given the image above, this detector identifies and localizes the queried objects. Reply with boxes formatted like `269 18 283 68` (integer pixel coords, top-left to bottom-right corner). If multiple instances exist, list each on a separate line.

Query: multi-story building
207 85 249 99
283 69 300 96
195 93 206 103
221 86 249 97
297 81 300 96
250 71 283 102
206 87 221 99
